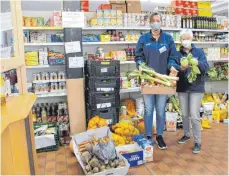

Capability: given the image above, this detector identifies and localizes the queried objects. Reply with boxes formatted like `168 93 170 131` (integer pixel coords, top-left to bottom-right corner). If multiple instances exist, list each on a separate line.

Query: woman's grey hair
180 29 193 39
149 12 162 22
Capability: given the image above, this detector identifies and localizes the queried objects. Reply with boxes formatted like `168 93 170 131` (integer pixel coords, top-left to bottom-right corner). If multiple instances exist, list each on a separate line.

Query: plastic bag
92 140 116 164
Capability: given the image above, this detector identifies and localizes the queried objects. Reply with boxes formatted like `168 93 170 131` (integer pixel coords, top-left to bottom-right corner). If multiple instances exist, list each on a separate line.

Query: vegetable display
112 121 139 145
180 53 200 83
88 116 108 129
207 63 228 81
128 63 179 87
77 136 126 174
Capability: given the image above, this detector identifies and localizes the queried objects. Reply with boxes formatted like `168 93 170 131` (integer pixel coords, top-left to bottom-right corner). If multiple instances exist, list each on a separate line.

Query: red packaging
99 4 112 10
175 7 184 15
191 9 198 16
81 0 89 12
183 1 191 8
171 0 183 7
183 8 191 15
190 1 197 9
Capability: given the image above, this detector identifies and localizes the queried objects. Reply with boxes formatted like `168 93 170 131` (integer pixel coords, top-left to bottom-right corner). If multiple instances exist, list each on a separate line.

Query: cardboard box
111 4 127 13
116 143 144 167
99 4 112 10
141 86 176 95
126 2 141 13
72 127 130 175
110 0 126 4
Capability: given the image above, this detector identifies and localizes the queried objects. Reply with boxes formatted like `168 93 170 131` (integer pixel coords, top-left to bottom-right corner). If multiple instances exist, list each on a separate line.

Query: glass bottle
41 107 47 122
32 106 37 122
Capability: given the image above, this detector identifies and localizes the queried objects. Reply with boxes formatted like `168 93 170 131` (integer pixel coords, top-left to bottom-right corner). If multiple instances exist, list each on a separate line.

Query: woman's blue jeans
143 94 167 137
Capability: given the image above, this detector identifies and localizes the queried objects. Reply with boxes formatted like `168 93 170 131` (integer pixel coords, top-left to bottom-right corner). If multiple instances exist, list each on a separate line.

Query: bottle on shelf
32 105 37 122
41 107 47 122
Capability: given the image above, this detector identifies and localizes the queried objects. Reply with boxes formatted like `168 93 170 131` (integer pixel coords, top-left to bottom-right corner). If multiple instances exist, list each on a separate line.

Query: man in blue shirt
135 12 176 150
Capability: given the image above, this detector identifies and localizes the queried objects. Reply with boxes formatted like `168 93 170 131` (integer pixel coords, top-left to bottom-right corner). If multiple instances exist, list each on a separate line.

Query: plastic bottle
41 107 47 122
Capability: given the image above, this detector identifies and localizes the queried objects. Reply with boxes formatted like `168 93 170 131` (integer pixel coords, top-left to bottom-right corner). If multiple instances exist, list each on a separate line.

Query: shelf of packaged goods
191 41 228 45
207 58 228 62
23 27 63 30
26 65 65 68
83 41 137 45
24 43 64 46
32 79 66 84
120 61 136 64
36 92 67 98
83 41 228 45
83 27 228 33
120 87 140 93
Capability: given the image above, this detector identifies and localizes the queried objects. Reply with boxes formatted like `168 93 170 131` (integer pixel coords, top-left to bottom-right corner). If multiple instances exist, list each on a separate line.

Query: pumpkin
88 115 108 129
135 119 145 134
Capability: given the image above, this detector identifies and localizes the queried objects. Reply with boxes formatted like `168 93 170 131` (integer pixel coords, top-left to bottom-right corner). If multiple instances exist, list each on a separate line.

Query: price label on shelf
62 12 85 28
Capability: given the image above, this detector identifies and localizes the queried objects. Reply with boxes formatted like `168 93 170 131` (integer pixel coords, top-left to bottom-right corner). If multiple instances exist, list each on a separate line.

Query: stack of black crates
85 60 120 126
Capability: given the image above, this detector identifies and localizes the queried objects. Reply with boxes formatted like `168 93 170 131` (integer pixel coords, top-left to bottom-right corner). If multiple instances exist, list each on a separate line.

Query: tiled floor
37 123 228 175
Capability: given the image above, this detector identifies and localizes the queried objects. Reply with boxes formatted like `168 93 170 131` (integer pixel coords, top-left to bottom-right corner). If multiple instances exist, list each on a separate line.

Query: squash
134 119 145 134
88 116 108 129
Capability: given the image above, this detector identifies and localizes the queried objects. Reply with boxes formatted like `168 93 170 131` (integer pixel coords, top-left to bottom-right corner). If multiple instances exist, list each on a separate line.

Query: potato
93 167 99 173
85 165 91 172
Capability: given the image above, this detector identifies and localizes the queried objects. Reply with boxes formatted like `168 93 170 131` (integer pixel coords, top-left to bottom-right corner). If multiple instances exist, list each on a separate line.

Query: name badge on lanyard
159 46 167 54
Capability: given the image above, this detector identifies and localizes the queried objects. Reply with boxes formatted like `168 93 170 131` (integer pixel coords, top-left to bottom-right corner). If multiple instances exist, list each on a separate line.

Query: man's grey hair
180 29 193 39
149 12 162 22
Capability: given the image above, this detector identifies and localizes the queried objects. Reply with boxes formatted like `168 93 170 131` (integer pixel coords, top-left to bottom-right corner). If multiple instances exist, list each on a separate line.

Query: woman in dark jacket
168 29 209 154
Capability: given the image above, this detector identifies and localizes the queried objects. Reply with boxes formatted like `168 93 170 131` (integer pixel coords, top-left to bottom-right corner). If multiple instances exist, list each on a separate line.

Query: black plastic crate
85 60 120 77
85 76 120 92
86 106 119 125
33 122 59 153
85 90 120 110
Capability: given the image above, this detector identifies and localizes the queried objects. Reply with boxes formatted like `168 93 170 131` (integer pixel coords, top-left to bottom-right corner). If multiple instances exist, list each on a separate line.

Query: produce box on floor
34 122 59 152
72 127 130 175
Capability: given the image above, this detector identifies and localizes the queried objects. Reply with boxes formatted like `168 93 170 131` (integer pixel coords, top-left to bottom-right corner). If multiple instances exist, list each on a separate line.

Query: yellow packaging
220 110 228 121
110 18 117 26
31 17 38 27
90 18 98 26
116 10 122 18
100 35 111 42
116 18 123 26
212 111 220 123
197 2 211 9
198 9 212 17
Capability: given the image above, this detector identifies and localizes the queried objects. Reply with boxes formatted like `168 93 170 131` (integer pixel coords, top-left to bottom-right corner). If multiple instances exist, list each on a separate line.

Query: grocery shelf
83 41 228 45
26 65 65 68
23 27 63 30
26 65 50 68
36 92 67 98
120 87 140 93
83 27 228 33
33 79 66 84
208 58 228 62
191 41 228 45
83 41 137 45
120 61 136 64
24 43 64 46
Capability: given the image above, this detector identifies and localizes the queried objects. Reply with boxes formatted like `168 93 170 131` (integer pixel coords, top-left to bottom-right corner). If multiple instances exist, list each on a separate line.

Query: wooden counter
1 93 38 175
